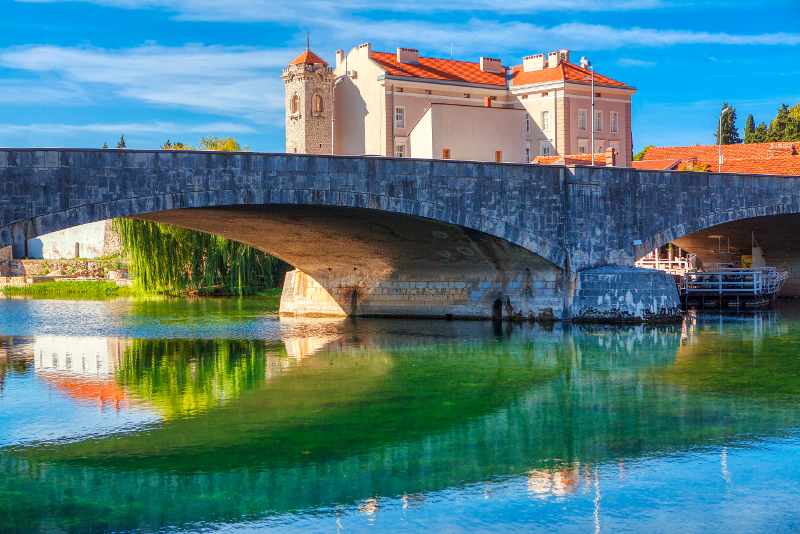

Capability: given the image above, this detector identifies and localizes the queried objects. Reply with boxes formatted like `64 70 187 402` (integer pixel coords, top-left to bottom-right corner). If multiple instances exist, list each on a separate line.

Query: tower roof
289 50 329 66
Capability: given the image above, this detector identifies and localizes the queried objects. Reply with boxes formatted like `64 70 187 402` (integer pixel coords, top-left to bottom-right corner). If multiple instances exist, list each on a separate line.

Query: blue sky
1 0 798 152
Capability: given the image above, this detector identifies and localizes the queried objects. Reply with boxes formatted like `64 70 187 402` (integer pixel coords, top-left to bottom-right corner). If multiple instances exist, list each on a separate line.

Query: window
395 106 405 128
595 143 604 153
578 109 587 131
424 90 431 95
578 140 588 154
313 94 323 113
495 151 502 162
443 149 450 159
396 144 406 158
464 94 470 98
525 114 530 133
595 92 601 97
525 142 531 163
610 112 618 133
291 94 299 114
594 111 603 132
542 91 549 97
540 143 551 156
541 110 550 131
396 87 403 92
521 94 528 100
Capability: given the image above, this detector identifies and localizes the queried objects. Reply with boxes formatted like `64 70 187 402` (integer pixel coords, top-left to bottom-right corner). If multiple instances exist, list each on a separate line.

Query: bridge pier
279 266 681 322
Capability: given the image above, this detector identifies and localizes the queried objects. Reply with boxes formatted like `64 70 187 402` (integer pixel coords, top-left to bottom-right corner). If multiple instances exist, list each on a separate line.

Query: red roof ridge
289 50 329 67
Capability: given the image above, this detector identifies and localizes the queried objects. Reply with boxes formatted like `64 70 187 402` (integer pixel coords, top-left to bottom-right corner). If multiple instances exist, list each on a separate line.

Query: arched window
291 94 299 114
313 94 323 113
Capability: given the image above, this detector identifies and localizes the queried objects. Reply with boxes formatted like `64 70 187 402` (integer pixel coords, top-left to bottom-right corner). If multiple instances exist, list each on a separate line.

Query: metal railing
681 268 788 296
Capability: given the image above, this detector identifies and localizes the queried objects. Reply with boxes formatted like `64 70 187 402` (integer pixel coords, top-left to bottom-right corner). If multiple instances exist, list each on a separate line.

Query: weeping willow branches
113 219 287 295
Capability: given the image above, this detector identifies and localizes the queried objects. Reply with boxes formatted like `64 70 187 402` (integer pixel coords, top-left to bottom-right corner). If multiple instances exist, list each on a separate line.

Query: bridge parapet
4 149 800 320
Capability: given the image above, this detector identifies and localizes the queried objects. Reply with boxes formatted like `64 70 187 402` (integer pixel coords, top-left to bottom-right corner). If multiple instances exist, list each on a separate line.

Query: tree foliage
633 145 655 161
714 103 742 145
743 103 800 143
161 135 252 152
114 218 287 295
114 135 287 295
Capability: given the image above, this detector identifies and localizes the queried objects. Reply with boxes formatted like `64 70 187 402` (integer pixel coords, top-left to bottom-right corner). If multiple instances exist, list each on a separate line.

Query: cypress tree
766 104 790 142
744 114 756 144
753 122 768 143
714 103 742 145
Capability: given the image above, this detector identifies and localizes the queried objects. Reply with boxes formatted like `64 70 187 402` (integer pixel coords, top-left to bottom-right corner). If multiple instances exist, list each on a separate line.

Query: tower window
314 94 323 113
291 94 299 114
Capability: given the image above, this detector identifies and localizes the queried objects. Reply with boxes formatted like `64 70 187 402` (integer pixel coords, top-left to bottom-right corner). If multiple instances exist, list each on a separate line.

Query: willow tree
113 136 288 295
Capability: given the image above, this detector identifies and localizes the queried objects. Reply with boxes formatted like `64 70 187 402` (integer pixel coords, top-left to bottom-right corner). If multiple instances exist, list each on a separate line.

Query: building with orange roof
638 142 800 175
283 44 636 165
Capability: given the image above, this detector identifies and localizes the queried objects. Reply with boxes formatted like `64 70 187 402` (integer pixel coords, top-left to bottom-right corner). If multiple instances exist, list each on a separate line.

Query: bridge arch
1 150 569 319
637 202 800 262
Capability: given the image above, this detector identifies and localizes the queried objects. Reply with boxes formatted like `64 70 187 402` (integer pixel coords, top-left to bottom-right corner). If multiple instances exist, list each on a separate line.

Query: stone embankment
0 258 131 288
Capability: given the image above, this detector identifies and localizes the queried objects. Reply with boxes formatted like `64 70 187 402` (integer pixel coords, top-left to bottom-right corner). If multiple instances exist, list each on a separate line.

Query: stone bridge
3 149 800 320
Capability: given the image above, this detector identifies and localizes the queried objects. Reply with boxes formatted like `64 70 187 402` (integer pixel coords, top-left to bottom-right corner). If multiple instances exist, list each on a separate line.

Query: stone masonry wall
282 63 334 155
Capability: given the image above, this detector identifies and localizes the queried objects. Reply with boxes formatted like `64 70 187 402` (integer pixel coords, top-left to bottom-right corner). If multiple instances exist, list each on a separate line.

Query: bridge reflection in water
1 311 799 533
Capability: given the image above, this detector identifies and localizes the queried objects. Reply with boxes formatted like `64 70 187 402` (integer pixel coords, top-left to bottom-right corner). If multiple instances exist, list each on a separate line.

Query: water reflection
0 302 800 533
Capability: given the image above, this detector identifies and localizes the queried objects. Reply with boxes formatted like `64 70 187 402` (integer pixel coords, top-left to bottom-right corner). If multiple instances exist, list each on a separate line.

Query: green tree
116 135 126 148
114 136 289 295
633 145 655 161
744 114 756 144
753 121 768 143
714 103 742 145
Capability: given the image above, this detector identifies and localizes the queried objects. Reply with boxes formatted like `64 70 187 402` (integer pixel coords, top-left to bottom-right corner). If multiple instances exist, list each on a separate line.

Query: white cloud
15 0 672 22
0 44 290 122
616 57 657 68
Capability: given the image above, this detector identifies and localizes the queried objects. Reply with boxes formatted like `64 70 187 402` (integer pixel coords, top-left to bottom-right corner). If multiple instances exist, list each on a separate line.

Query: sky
0 0 798 153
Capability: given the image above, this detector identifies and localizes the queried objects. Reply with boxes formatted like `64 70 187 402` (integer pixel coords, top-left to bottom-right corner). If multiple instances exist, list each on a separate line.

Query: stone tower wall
282 63 335 155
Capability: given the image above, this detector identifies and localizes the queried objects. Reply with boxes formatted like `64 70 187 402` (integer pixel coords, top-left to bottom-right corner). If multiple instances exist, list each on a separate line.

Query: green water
1 297 799 533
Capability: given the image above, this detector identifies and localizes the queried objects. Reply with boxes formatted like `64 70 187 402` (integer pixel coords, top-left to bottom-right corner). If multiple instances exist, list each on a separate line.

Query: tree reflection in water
1 312 799 533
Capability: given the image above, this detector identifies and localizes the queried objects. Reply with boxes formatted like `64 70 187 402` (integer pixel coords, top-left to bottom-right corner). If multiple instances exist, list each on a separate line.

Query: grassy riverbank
1 281 134 297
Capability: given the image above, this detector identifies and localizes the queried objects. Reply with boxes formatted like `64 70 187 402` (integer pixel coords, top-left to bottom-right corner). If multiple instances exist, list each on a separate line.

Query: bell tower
281 40 335 154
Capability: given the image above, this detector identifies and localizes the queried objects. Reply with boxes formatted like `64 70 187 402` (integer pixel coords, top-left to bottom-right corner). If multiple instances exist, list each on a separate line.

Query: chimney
769 142 796 158
683 156 698 168
547 52 560 68
480 57 503 73
359 43 372 59
523 54 546 72
397 47 419 64
605 147 616 167
484 97 492 107
336 50 345 66
559 49 571 64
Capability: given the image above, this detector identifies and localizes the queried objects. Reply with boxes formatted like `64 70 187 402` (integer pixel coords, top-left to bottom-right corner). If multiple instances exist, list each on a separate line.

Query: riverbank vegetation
109 135 289 296
114 219 289 296
1 281 133 296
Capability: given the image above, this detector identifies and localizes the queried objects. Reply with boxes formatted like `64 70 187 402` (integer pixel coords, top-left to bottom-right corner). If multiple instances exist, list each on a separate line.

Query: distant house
634 142 800 175
283 44 636 166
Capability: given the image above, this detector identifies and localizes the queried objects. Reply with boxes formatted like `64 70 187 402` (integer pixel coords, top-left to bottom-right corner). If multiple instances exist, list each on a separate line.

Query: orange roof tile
371 52 506 86
289 50 328 66
533 153 608 166
719 157 800 176
632 159 681 170
512 61 630 88
642 143 799 165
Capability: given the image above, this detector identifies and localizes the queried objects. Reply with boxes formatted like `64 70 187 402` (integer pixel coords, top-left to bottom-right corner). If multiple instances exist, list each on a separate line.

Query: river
1 296 799 533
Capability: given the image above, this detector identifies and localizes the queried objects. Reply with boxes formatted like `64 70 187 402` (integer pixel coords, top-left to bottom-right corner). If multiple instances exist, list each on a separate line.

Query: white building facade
285 44 636 166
